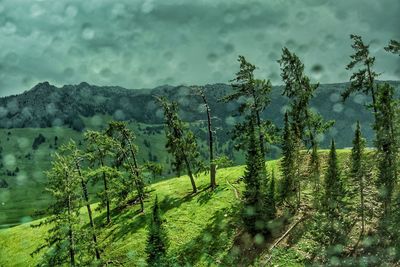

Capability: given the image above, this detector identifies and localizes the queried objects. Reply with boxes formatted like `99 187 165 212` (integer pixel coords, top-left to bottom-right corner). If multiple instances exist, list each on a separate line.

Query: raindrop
353 94 366 104
16 172 27 186
0 107 8 118
4 52 19 65
164 51 174 60
52 118 63 127
296 11 306 22
225 116 236 126
63 67 74 78
311 64 324 74
113 110 126 120
90 115 103 127
31 4 44 17
17 138 29 149
82 26 95 40
224 43 234 54
329 93 340 102
207 53 218 63
141 0 154 14
20 216 32 224
254 234 264 245
46 103 57 115
3 154 16 168
2 21 17 35
100 68 112 78
65 5 78 17
280 105 290 115
333 103 343 113
224 13 235 24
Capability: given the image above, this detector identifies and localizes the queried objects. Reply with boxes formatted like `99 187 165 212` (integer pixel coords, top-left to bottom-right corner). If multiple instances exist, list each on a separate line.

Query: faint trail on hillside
224 167 242 200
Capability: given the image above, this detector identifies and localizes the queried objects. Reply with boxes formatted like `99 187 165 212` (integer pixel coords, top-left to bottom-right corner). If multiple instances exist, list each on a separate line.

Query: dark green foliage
323 140 346 218
146 196 169 267
309 140 349 253
264 170 276 221
32 152 88 266
384 39 400 55
143 161 163 181
278 47 331 210
278 112 295 205
32 133 46 150
105 121 146 212
0 178 8 188
156 96 200 193
222 55 274 156
374 83 398 218
278 47 318 142
349 121 367 233
85 130 120 224
342 34 379 113
241 117 268 234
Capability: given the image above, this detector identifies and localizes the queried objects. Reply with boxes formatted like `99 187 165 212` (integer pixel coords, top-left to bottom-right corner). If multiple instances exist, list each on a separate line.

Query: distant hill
0 81 399 227
0 80 399 148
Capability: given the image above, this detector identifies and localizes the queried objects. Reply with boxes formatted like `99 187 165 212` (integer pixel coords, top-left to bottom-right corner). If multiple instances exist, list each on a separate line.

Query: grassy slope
0 121 168 227
0 117 241 227
0 158 287 267
0 150 354 267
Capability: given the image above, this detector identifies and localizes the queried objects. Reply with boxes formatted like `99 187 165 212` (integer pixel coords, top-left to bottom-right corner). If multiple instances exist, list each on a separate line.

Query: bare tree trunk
183 155 197 193
67 194 75 266
255 111 265 158
360 176 365 235
99 156 111 224
366 64 377 114
75 160 101 260
199 90 216 189
124 134 145 212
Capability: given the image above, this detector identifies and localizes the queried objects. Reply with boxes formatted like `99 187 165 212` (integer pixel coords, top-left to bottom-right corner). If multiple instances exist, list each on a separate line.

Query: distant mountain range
0 80 399 148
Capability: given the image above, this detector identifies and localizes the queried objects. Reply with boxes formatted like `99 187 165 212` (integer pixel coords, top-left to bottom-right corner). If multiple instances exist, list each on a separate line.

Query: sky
0 0 399 97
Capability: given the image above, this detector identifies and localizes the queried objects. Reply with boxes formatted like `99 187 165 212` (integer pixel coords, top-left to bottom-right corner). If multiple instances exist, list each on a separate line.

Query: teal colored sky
0 0 399 96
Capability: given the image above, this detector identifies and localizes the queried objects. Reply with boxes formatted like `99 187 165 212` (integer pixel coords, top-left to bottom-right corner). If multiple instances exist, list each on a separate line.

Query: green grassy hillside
0 150 354 267
0 118 246 227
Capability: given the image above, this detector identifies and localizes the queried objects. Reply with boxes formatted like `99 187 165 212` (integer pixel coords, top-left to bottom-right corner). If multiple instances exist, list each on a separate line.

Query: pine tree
278 47 331 209
146 196 168 266
194 86 217 189
143 162 163 181
105 121 146 212
32 153 82 266
242 115 267 234
264 169 276 221
323 140 346 218
156 96 200 193
342 34 379 114
279 112 295 205
384 39 400 55
221 55 273 157
350 121 367 234
374 83 398 218
85 130 117 224
68 143 101 260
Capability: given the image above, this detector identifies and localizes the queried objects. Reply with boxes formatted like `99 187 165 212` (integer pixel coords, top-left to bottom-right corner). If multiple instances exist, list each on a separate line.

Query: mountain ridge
0 80 399 148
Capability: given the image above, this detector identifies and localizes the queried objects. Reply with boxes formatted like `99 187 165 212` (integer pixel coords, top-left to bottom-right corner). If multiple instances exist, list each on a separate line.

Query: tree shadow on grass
170 208 240 266
196 185 225 206
105 186 212 243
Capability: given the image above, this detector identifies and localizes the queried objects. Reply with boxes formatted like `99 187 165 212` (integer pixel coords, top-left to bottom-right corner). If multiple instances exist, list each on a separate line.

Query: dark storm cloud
0 0 398 97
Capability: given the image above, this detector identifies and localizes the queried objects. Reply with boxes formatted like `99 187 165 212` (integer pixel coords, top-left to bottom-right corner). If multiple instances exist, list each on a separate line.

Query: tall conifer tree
350 121 367 234
156 96 200 193
323 140 346 218
374 83 398 218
